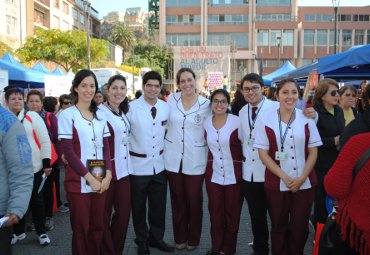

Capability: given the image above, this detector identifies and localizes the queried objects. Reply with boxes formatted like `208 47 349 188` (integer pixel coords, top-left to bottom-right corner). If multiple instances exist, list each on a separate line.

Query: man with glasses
127 71 173 255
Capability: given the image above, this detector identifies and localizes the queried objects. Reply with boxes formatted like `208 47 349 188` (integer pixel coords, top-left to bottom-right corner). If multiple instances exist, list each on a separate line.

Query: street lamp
83 0 92 69
277 36 281 67
332 0 340 54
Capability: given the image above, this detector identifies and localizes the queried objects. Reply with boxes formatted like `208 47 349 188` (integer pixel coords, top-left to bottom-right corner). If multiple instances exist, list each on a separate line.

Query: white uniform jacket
238 98 279 182
164 92 211 175
99 104 133 180
127 96 169 176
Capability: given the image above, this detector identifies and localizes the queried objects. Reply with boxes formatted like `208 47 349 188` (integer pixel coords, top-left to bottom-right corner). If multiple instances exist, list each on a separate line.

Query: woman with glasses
312 78 345 227
164 67 211 251
203 89 243 255
339 85 358 126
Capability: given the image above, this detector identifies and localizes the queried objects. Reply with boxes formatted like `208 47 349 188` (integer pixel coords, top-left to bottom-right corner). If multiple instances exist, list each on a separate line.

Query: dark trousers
102 176 131 255
0 225 12 255
43 166 56 218
14 170 46 236
265 188 315 255
314 168 329 227
167 171 204 246
130 171 167 244
206 180 243 255
67 191 107 255
243 180 269 255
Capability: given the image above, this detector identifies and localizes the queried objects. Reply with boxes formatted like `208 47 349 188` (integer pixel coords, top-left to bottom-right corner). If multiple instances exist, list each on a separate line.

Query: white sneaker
39 234 50 246
11 233 26 245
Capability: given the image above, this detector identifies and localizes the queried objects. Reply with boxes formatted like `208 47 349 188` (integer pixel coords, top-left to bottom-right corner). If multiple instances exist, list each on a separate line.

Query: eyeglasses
242 86 260 93
63 101 72 105
145 84 161 89
212 99 228 105
330 90 339 96
344 93 356 98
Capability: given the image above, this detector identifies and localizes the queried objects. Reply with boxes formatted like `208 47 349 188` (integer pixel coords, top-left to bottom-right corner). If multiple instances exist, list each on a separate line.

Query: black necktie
151 107 157 119
252 107 258 121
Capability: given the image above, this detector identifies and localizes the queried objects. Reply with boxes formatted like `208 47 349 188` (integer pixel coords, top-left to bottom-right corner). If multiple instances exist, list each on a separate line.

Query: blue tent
0 53 44 87
263 61 296 86
272 62 318 84
32 62 53 74
52 67 65 75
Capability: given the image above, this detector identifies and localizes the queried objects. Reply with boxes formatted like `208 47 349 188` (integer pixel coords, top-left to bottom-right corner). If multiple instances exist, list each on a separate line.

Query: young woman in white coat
164 67 211 250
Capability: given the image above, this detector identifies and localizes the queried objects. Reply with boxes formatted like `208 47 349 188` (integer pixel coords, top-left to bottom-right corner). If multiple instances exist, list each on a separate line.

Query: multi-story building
0 0 100 50
159 0 370 84
124 7 146 32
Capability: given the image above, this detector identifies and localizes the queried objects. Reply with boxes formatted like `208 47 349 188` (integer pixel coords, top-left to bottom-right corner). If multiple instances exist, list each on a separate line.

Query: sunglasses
344 93 356 98
330 90 339 96
63 101 72 105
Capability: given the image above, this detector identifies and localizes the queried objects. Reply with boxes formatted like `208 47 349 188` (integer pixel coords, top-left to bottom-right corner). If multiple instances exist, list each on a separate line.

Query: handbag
318 148 370 255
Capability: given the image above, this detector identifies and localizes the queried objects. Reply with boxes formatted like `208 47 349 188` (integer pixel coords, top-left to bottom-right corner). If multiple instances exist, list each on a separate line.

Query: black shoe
137 242 150 255
149 240 174 252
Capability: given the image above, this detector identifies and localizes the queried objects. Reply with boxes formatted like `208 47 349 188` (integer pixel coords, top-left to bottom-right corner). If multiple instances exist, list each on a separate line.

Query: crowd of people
0 68 369 255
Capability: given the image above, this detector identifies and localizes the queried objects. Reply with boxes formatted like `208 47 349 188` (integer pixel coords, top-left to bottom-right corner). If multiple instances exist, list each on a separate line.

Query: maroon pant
167 171 204 246
265 187 315 255
67 191 107 255
101 176 131 255
206 180 243 255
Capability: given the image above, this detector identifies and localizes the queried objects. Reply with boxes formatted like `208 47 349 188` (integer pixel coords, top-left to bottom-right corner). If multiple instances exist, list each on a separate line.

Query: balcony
34 0 50 8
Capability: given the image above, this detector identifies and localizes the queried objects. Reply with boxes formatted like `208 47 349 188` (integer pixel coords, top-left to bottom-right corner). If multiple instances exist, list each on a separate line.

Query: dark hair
5 87 24 101
276 78 299 95
266 87 277 101
70 69 99 119
312 78 339 106
26 89 43 103
107 74 129 114
142 71 162 86
362 84 370 111
240 73 264 88
176 67 196 86
43 96 58 113
339 85 357 96
135 90 142 99
58 94 72 110
210 89 231 113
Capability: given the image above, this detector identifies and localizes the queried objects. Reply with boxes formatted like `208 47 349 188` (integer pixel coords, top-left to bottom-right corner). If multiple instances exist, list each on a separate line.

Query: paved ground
12 171 315 255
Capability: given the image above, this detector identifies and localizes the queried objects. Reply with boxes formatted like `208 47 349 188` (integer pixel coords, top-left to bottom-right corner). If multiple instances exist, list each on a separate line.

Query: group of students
2 66 369 255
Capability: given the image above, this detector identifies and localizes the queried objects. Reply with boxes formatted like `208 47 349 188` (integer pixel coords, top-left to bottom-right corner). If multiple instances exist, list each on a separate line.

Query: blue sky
92 0 370 19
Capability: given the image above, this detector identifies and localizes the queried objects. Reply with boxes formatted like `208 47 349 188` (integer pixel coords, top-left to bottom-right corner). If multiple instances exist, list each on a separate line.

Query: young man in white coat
127 71 173 255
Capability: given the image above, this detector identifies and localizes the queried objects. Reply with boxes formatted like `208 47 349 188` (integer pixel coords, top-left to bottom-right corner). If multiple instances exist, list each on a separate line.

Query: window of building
80 13 85 24
264 60 279 67
167 15 200 25
208 33 248 48
256 14 292 21
257 30 269 46
166 34 201 46
210 0 248 6
282 30 293 46
367 30 370 45
62 21 69 31
6 15 17 36
166 0 200 7
208 14 248 25
62 1 69 15
302 59 314 66
304 30 314 46
34 9 45 26
270 30 282 46
354 30 364 45
219 15 225 22
53 0 59 8
178 15 183 23
52 15 60 29
304 14 332 22
353 14 370 21
342 30 352 46
72 8 78 20
256 0 290 6
329 30 334 46
339 14 351 22
317 30 327 46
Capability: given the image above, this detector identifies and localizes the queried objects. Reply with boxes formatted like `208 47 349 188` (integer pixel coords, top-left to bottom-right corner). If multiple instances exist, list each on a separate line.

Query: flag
259 49 264 76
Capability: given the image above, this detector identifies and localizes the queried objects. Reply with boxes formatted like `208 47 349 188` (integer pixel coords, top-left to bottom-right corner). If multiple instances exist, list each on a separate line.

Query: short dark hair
276 78 299 95
142 71 162 87
240 73 264 88
176 67 196 86
5 87 24 102
210 89 231 114
107 74 129 114
43 96 58 113
58 94 72 109
26 89 43 103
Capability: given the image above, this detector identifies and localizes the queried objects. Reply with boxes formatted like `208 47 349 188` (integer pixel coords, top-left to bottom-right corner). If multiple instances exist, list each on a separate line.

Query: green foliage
109 22 134 52
16 28 109 72
0 41 13 58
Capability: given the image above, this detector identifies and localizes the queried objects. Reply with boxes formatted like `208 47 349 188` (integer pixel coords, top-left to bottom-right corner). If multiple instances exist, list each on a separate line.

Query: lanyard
106 103 131 134
278 108 295 152
248 97 265 139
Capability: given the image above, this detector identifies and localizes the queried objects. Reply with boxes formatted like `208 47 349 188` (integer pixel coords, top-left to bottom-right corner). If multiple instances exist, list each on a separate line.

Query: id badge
275 151 288 161
121 136 130 144
247 138 254 148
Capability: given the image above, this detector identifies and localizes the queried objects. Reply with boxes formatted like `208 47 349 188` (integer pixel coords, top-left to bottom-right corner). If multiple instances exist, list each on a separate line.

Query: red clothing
324 133 370 255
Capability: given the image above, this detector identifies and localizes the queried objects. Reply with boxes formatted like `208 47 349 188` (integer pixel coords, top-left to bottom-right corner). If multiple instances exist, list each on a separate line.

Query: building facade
159 0 370 84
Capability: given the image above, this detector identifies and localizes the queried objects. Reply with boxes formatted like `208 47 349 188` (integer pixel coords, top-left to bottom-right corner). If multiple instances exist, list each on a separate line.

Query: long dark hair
107 74 129 114
70 69 99 119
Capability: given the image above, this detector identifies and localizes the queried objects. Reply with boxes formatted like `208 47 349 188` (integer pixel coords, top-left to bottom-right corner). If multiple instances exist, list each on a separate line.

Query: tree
17 28 109 72
109 22 134 60
0 41 13 58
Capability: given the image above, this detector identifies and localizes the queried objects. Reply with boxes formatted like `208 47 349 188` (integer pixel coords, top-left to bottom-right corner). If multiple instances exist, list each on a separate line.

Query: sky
92 0 370 19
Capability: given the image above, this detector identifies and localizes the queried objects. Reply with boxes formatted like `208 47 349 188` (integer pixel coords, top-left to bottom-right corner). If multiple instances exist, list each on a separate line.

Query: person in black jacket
312 78 345 227
339 84 370 149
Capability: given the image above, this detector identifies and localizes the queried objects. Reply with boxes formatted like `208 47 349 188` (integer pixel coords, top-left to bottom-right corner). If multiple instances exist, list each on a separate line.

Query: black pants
130 171 167 244
314 168 329 227
0 223 12 255
243 180 269 255
13 170 46 236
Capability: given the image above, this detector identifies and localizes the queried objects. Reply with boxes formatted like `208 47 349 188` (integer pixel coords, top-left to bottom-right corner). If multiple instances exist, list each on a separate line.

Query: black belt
130 150 164 158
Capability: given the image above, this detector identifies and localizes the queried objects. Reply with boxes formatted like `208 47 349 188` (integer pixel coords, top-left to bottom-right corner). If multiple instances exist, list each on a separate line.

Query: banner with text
173 46 230 90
